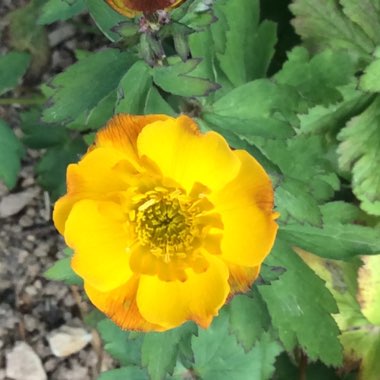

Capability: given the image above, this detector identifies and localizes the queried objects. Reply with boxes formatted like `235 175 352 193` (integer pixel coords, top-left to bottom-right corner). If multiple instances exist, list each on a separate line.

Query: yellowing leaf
357 255 380 326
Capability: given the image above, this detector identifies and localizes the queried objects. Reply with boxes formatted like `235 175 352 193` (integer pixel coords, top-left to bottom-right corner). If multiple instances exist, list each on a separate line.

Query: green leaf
36 138 86 199
85 0 125 42
297 86 373 134
258 239 343 366
208 79 300 139
0 119 24 189
98 367 149 380
228 292 271 351
281 203 380 260
192 311 281 380
290 0 374 64
276 178 322 227
0 51 30 96
275 47 356 106
144 87 176 116
44 257 82 285
97 319 143 366
203 113 295 139
142 327 188 380
360 56 380 93
38 0 85 25
20 109 67 148
214 0 277 86
340 0 380 45
153 59 219 97
259 135 340 201
337 96 380 215
42 49 135 124
8 0 50 78
116 61 152 114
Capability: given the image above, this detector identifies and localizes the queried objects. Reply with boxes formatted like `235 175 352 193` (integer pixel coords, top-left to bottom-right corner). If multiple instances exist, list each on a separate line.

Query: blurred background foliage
1 0 380 379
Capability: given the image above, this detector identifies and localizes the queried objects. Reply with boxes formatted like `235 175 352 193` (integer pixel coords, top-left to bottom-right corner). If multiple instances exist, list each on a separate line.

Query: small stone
24 315 37 332
44 358 58 372
47 326 92 357
20 215 34 227
6 341 47 380
0 188 39 218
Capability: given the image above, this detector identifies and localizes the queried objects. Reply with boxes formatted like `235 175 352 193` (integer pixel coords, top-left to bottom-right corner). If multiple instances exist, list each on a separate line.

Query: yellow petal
85 276 165 331
211 150 278 267
136 254 229 329
136 115 241 193
53 147 130 234
96 114 172 162
65 199 133 291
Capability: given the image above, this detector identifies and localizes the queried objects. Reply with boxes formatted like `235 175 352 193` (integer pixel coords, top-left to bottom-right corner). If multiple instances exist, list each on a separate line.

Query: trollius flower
106 0 185 17
53 114 278 331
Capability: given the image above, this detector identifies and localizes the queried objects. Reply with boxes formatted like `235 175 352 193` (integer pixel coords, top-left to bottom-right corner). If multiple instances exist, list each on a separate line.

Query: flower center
133 188 199 262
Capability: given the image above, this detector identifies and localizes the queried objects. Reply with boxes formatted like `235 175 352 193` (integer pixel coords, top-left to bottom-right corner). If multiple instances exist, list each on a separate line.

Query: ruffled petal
65 199 133 291
136 115 241 193
136 254 229 329
211 150 278 267
85 276 164 331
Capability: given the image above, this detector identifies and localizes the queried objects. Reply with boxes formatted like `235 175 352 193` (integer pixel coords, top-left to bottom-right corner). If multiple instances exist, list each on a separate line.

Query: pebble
6 341 47 380
47 326 92 358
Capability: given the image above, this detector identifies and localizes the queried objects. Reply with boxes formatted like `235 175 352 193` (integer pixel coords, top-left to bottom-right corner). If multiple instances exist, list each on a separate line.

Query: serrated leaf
275 47 356 106
8 0 50 78
337 96 380 215
340 0 380 45
153 59 219 97
38 0 85 25
85 0 125 42
276 178 322 226
142 328 185 380
297 85 373 134
0 51 30 96
214 0 277 86
281 203 380 260
37 138 86 200
42 49 135 124
258 239 343 365
0 119 24 189
97 319 143 366
98 367 149 380
44 257 82 285
115 61 152 114
228 292 271 351
192 312 281 380
290 0 374 64
360 56 380 93
298 247 380 380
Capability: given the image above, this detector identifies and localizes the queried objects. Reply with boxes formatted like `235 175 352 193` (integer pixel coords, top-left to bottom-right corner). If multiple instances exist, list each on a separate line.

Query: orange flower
106 0 185 17
53 114 278 331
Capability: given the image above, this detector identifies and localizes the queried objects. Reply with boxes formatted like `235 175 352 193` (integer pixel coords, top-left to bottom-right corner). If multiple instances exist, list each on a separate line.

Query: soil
0 2 115 379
